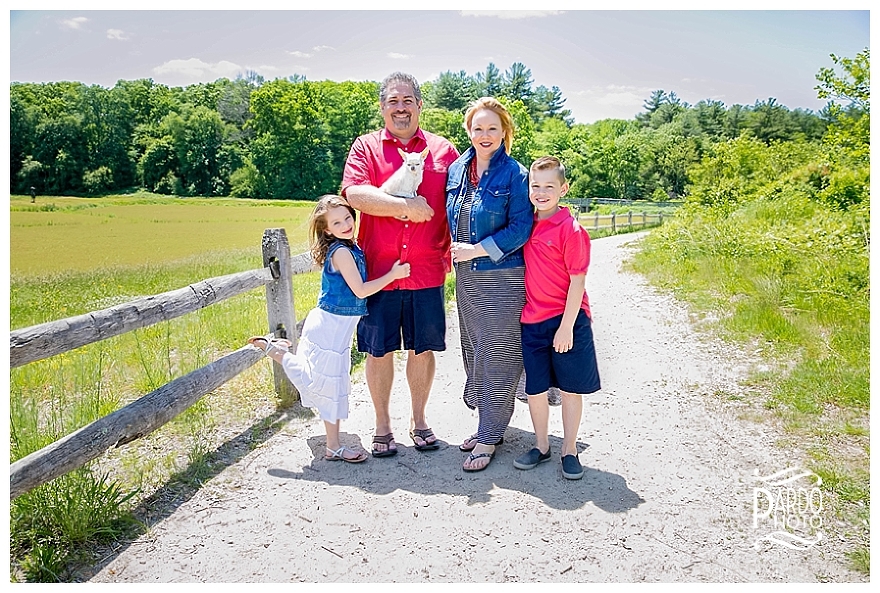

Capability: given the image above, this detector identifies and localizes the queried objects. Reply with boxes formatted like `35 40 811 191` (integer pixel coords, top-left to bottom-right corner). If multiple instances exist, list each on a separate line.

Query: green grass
10 193 316 274
629 190 869 574
9 193 322 581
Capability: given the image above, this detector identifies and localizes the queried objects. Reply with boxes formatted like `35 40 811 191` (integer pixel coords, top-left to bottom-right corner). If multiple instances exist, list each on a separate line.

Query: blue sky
5 6 872 124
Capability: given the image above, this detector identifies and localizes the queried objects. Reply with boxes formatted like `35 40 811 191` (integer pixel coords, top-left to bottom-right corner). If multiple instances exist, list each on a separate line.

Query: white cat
380 147 430 198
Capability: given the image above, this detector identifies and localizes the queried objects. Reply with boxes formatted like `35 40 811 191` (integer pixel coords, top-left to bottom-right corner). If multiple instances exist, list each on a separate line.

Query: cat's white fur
380 147 430 198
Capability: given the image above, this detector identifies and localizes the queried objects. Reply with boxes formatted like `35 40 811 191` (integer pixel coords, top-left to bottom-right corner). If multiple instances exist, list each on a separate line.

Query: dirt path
88 231 865 583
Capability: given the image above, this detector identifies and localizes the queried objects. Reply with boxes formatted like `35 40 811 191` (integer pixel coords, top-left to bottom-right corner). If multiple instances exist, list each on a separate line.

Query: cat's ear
398 147 406 160
420 147 429 159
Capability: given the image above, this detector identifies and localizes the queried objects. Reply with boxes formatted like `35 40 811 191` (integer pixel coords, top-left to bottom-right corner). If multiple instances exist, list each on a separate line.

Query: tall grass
9 194 321 581
629 137 869 573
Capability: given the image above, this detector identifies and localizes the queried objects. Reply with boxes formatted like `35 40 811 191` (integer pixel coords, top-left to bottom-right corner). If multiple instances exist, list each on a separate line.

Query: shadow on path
267 426 644 514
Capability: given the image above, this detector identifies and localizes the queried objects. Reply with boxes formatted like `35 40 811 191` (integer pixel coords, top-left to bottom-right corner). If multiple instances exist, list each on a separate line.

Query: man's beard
391 112 412 129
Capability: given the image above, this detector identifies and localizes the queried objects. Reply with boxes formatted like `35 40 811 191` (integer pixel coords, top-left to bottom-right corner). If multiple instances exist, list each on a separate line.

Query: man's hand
398 195 434 223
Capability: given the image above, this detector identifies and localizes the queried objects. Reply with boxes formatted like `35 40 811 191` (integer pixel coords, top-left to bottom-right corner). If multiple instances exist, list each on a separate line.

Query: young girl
248 194 410 463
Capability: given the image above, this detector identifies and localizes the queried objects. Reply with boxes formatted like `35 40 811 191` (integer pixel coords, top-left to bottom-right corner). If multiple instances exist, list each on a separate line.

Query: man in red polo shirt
342 72 460 458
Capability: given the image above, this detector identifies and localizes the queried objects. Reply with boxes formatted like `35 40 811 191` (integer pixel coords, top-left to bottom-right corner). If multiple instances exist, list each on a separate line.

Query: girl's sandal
247 336 291 358
325 446 368 464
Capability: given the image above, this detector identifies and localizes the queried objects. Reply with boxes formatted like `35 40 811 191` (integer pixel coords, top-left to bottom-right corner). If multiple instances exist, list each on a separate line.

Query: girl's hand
390 259 411 279
553 327 574 353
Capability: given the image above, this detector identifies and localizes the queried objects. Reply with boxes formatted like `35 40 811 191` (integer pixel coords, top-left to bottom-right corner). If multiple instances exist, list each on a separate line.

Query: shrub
229 162 261 198
154 171 182 195
82 166 114 195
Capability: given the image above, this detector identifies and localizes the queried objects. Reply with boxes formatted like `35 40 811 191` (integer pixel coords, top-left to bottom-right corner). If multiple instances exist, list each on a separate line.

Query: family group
248 71 601 480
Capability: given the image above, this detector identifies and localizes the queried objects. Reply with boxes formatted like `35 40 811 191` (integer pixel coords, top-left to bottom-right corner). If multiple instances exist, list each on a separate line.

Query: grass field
10 193 317 276
9 193 326 581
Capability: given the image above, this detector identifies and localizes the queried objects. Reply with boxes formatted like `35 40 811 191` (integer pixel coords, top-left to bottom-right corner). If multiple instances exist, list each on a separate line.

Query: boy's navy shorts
521 309 601 396
357 286 446 357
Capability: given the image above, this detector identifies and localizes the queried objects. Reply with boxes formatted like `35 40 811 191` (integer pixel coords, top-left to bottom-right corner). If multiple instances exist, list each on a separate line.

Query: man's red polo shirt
341 127 459 290
521 206 592 324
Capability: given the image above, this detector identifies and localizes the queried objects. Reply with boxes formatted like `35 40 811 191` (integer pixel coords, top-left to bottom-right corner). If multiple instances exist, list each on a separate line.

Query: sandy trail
87 231 864 583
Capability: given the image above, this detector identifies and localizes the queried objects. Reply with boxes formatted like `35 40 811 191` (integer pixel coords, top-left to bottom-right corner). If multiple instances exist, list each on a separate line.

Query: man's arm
344 184 434 223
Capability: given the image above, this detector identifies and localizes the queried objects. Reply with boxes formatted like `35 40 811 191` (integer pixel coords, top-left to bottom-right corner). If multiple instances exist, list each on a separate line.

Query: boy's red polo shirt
341 127 459 290
521 206 592 324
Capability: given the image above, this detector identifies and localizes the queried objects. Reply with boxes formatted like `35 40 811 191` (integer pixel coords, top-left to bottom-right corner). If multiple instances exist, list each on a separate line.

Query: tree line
10 59 859 202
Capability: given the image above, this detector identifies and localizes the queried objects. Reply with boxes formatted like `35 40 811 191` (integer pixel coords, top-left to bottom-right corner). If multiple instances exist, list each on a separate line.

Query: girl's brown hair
308 194 357 266
463 96 515 155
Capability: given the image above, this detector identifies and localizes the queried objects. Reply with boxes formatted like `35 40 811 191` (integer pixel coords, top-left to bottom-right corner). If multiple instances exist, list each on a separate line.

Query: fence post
593 211 599 230
611 212 616 233
261 228 298 407
627 210 632 229
642 211 647 227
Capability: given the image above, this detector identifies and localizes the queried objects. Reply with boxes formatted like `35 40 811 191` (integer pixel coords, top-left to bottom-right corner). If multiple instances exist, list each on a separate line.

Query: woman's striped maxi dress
454 180 526 446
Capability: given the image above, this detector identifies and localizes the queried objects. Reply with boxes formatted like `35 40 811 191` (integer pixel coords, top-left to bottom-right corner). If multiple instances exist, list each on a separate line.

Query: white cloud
153 58 243 80
61 17 88 30
388 52 411 60
258 65 279 72
107 29 129 41
460 10 563 19
576 84 653 108
286 46 332 59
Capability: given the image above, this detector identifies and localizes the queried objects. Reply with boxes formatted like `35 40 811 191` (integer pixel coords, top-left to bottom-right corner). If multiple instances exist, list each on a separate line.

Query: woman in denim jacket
446 97 533 472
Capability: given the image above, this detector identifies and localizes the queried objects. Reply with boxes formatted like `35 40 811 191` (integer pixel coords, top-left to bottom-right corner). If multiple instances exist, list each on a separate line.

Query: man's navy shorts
357 286 446 357
521 309 601 396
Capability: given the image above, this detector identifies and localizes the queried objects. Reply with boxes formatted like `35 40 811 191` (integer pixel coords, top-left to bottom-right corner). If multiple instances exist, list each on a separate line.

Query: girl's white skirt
279 307 360 424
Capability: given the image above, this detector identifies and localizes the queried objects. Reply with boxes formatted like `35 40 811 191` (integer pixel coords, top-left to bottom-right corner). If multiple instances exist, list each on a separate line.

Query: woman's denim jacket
318 241 369 316
445 144 533 271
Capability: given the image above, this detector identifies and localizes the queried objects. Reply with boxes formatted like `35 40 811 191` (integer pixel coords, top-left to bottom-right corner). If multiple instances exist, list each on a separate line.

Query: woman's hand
451 241 487 263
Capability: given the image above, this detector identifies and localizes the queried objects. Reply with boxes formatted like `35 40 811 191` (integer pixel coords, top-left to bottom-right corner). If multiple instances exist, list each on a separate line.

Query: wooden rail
9 228 315 500
566 197 684 210
577 210 665 233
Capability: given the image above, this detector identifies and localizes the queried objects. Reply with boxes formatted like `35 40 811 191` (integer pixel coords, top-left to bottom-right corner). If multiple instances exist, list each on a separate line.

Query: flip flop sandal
409 428 440 451
462 451 495 472
459 434 503 452
371 433 398 458
325 446 367 464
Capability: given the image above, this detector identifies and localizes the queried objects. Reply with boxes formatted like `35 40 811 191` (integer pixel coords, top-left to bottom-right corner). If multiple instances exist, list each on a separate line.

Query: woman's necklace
468 158 482 187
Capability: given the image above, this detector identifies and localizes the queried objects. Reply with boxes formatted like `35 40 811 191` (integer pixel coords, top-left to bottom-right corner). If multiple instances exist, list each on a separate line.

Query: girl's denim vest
317 241 369 317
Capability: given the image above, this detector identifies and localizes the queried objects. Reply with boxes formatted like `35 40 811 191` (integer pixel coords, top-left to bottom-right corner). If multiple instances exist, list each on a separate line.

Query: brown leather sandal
371 433 398 458
410 428 440 451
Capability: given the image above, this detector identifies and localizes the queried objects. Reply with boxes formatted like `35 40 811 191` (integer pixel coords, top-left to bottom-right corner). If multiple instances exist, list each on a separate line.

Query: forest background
7 60 849 202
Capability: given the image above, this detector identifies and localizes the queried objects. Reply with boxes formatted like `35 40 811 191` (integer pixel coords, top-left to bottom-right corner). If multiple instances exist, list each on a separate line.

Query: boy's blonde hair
530 155 567 185
464 97 514 155
308 194 357 266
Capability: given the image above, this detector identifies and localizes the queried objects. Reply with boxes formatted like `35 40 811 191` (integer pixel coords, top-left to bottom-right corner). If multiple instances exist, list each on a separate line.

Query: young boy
514 156 601 480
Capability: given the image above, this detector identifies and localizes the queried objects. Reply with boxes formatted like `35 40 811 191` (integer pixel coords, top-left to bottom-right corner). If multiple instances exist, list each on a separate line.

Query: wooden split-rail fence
577 209 666 233
8 228 309 500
